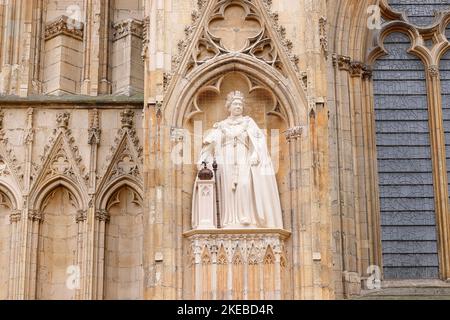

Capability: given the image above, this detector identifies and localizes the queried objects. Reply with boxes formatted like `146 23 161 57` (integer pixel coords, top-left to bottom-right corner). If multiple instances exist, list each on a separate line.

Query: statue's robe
192 116 283 229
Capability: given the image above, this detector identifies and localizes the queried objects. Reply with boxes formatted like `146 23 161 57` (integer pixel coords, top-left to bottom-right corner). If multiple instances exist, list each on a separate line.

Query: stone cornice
45 15 84 41
112 19 144 41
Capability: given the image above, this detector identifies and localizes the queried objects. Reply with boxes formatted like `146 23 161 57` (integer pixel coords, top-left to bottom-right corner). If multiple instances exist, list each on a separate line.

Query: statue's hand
250 154 260 166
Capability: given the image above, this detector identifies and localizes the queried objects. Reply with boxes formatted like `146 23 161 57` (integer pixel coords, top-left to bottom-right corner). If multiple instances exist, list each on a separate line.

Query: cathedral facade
1 0 450 300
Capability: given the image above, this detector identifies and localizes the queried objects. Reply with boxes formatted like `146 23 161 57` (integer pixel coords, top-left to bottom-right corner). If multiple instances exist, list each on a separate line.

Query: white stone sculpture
192 91 284 229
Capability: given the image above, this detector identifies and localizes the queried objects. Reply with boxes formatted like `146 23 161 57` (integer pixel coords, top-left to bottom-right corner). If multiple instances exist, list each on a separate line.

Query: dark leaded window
373 32 439 279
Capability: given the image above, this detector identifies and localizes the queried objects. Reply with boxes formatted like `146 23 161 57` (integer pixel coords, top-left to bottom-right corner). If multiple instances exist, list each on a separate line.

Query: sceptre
212 159 221 229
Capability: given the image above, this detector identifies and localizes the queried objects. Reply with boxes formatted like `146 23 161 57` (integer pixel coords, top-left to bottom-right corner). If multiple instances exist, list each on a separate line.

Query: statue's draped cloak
192 116 283 229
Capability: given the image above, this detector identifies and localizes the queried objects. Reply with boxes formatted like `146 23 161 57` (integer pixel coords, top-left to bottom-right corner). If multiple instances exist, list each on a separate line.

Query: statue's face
229 99 244 117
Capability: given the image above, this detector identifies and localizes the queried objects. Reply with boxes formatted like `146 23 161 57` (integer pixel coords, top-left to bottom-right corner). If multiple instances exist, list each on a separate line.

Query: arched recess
371 31 440 279
28 177 87 300
0 187 14 300
170 56 306 231
165 54 306 299
96 180 144 300
35 186 81 300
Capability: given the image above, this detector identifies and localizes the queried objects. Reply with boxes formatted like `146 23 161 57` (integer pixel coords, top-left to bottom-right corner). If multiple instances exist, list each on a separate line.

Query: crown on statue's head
226 91 245 108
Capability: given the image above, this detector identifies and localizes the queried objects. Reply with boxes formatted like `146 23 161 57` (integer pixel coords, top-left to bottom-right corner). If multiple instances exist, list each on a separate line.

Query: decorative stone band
45 15 84 41
95 210 110 222
333 54 372 79
285 126 303 141
184 229 291 264
112 19 144 42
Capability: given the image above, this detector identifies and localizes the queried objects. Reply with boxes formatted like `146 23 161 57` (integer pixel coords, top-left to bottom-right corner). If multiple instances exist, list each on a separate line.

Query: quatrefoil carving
208 3 263 52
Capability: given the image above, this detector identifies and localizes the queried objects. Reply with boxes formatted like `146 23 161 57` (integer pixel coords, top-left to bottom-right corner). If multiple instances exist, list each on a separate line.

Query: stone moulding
184 228 291 240
45 15 84 41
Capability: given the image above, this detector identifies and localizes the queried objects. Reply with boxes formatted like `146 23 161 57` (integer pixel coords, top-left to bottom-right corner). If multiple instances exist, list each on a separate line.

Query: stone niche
110 19 144 96
181 72 292 300
43 16 84 96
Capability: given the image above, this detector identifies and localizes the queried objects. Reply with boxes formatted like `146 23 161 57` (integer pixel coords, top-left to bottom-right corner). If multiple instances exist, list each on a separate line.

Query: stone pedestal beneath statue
184 229 291 300
193 179 217 230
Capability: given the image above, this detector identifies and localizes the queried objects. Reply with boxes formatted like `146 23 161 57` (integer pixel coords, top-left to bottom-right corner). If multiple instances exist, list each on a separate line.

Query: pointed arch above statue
164 0 307 121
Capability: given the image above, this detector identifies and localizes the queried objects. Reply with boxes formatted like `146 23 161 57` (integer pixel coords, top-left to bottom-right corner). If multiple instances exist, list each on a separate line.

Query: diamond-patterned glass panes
389 0 450 27
373 32 439 279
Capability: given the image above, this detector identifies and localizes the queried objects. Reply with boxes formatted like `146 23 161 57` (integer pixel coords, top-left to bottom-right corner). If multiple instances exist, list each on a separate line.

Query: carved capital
10 210 21 223
76 210 87 223
28 210 43 222
285 126 303 141
95 210 110 222
428 65 439 78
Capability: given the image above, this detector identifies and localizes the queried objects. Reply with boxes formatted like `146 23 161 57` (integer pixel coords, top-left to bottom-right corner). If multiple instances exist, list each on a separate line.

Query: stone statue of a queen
192 91 284 229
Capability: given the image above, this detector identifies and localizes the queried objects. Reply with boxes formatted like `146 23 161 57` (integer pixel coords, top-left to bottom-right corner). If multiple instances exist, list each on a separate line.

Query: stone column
93 209 109 300
0 0 40 96
8 210 21 299
86 109 100 299
24 210 42 299
285 126 302 299
75 210 87 300
81 0 111 95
